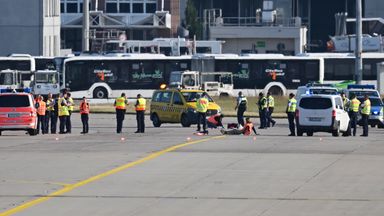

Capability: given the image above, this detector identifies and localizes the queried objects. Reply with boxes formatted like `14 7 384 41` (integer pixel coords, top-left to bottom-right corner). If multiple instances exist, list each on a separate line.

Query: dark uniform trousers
197 112 207 132
287 112 296 135
348 111 358 136
361 114 369 136
81 114 89 133
66 111 72 133
59 116 67 134
44 111 51 134
259 108 267 128
116 109 126 133
51 111 58 134
266 107 276 127
136 111 145 133
37 114 46 134
237 107 246 126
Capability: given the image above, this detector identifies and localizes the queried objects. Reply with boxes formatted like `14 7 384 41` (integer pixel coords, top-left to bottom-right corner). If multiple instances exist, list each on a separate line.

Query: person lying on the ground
220 117 259 135
207 113 224 128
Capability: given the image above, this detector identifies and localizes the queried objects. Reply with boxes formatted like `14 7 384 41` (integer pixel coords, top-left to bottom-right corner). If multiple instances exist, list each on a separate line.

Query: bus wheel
93 87 108 99
268 86 283 96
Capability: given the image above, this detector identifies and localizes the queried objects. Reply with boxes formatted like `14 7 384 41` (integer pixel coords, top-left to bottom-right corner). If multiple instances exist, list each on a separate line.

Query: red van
0 93 38 136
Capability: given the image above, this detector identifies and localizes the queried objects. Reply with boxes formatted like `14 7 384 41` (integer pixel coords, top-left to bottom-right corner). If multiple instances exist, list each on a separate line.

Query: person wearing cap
135 94 146 133
114 93 128 133
286 93 297 136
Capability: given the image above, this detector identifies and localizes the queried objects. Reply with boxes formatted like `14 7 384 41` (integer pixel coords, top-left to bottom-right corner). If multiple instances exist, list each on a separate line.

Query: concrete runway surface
0 114 383 216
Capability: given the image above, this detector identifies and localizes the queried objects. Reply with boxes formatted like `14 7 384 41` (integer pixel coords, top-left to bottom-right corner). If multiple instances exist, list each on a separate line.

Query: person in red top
35 95 46 134
79 96 90 134
220 117 258 135
207 113 224 129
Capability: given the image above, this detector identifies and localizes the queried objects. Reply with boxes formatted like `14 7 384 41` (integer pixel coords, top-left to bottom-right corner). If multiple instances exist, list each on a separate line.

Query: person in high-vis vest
58 93 70 134
348 94 361 136
235 91 247 126
114 93 128 133
135 94 146 133
257 92 268 129
340 92 350 111
286 93 297 136
45 93 55 134
360 95 371 137
220 117 258 135
196 92 209 134
79 96 90 134
65 92 74 133
266 92 276 127
36 95 46 134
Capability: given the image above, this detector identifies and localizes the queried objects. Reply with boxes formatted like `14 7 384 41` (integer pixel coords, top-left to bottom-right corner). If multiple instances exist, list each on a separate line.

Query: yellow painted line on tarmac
0 135 226 216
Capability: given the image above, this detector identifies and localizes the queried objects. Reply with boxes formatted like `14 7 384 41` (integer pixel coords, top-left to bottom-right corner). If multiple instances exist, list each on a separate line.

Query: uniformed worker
45 93 55 134
114 93 128 133
257 92 267 129
348 93 361 136
360 94 371 137
286 93 297 136
135 94 146 133
196 92 209 134
36 95 46 134
266 92 276 127
235 91 247 126
340 92 350 111
79 96 90 134
65 92 74 134
58 93 70 134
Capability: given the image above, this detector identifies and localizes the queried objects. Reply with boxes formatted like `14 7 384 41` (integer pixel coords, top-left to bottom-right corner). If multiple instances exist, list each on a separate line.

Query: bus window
305 62 319 80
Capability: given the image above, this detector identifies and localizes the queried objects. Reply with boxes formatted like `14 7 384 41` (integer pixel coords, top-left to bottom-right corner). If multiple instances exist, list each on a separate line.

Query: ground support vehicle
344 84 380 98
150 88 221 127
32 70 60 97
296 94 350 137
0 69 32 92
0 92 38 136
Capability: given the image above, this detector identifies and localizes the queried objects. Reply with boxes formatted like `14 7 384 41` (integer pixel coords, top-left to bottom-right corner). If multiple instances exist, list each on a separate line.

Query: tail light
332 109 336 118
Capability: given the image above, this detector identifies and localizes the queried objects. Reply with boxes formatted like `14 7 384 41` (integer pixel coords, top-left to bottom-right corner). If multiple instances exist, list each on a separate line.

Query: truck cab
32 70 60 97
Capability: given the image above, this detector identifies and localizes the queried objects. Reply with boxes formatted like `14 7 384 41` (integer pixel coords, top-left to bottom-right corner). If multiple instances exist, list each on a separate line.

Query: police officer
266 92 276 127
360 94 371 137
79 96 90 134
114 93 128 133
340 92 350 111
66 92 74 134
257 92 267 129
36 95 46 134
196 92 209 134
58 93 69 134
235 91 247 126
348 93 361 136
135 94 146 133
286 93 297 136
45 93 55 134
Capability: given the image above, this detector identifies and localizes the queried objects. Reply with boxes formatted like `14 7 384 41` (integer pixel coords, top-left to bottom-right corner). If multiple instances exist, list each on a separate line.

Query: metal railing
210 16 300 27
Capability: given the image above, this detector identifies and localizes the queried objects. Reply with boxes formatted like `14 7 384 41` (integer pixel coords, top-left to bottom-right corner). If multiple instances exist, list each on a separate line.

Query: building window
120 3 130 13
106 3 118 13
146 3 156 13
132 3 143 13
66 3 78 13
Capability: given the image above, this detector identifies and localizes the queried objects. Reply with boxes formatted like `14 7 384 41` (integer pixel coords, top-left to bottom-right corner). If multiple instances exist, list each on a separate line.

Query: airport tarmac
0 113 383 216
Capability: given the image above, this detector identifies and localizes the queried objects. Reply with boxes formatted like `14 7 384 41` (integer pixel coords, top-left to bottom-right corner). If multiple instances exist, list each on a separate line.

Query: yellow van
150 89 221 127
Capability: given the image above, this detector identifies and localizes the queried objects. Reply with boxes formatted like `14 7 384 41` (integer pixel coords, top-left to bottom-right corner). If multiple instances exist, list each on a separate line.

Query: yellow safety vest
136 98 146 111
349 98 360 112
287 98 297 113
58 98 69 116
67 97 74 111
361 99 371 115
46 98 54 111
115 97 126 110
196 97 209 113
268 95 274 107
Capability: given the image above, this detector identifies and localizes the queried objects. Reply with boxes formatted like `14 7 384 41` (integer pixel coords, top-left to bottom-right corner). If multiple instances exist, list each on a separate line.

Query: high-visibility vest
259 96 267 109
349 98 360 112
135 98 146 111
80 102 90 114
196 97 209 113
238 96 247 108
115 97 126 110
361 99 371 115
268 95 275 107
243 122 253 135
287 98 297 113
58 98 69 116
67 97 74 111
46 98 55 111
37 101 46 116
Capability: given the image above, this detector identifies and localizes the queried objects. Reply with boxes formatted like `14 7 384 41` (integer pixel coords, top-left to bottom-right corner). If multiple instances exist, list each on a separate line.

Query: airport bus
0 55 35 89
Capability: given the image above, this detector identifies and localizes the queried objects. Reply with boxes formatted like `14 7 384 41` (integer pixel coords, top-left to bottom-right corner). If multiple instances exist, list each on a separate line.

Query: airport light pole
355 0 362 84
82 0 90 52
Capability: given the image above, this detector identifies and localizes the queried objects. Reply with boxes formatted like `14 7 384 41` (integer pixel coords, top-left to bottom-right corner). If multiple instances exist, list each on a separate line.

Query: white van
296 95 350 136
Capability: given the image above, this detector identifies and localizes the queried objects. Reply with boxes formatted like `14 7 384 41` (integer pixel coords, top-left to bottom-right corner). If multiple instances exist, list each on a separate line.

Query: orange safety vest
135 98 146 111
243 122 253 135
207 114 219 125
80 102 90 114
37 101 46 116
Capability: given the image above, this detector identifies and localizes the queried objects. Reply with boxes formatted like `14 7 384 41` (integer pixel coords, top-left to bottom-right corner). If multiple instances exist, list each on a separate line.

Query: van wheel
297 128 304 136
181 114 191 127
307 131 313 136
151 114 161 127
0 131 2 136
332 125 340 137
371 124 376 128
93 87 108 99
28 129 38 136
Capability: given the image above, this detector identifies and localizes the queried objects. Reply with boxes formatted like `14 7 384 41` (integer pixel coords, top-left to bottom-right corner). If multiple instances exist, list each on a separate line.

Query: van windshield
300 98 332 109
309 88 338 95
181 92 213 102
0 95 30 107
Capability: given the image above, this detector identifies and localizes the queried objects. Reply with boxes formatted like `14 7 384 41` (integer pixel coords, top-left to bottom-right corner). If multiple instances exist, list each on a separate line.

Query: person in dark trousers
36 95 46 134
235 91 247 126
79 97 90 134
266 92 276 127
196 93 209 134
65 92 74 134
286 93 297 136
135 94 146 133
51 95 59 134
347 93 360 136
114 93 128 133
360 94 371 137
45 93 55 134
220 117 259 135
257 92 267 129
58 93 69 134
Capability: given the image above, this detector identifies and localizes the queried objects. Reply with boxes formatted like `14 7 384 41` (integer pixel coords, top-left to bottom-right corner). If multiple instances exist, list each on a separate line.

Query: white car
296 85 339 101
296 95 350 136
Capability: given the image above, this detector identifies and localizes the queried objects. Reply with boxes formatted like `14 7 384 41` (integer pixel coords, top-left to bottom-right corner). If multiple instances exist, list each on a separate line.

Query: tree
185 0 202 39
